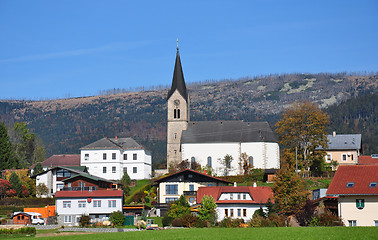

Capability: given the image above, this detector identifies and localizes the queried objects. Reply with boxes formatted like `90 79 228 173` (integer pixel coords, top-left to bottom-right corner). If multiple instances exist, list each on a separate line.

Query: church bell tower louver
166 43 189 169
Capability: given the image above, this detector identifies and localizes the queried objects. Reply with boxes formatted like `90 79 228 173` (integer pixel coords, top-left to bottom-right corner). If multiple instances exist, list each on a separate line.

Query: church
166 46 280 176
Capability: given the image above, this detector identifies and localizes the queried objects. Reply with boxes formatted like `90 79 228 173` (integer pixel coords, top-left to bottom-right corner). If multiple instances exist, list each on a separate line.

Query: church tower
167 45 189 169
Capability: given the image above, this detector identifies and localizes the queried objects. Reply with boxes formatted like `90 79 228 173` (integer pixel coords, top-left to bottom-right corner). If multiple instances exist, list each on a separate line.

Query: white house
327 165 378 227
181 121 280 176
32 166 88 198
80 137 152 180
55 189 123 226
197 185 273 222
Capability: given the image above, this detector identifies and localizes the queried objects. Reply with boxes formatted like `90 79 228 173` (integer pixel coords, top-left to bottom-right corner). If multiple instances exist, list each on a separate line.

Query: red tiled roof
327 165 378 196
154 168 231 184
358 155 378 165
55 189 123 198
30 154 80 169
197 186 273 204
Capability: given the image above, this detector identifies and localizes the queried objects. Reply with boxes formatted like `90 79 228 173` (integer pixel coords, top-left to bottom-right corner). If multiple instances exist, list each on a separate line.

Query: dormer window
346 182 354 188
369 182 377 188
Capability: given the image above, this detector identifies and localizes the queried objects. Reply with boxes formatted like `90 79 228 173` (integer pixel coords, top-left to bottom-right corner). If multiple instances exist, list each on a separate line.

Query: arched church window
177 109 180 119
249 156 254 166
174 109 177 118
191 157 195 163
207 156 212 167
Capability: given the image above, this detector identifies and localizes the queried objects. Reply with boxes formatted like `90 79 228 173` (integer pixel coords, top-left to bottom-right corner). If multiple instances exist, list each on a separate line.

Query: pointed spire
168 43 188 101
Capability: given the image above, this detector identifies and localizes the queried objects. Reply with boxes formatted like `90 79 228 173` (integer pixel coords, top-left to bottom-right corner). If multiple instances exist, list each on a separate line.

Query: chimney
253 182 257 188
333 131 336 137
204 169 207 174
115 136 118 140
234 182 237 187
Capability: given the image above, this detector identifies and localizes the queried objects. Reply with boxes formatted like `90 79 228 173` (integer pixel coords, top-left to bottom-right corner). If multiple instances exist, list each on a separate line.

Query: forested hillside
0 72 377 168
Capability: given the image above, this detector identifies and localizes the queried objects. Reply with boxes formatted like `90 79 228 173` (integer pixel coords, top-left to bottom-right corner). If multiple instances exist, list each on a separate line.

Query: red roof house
326 165 378 226
30 154 81 170
358 155 378 165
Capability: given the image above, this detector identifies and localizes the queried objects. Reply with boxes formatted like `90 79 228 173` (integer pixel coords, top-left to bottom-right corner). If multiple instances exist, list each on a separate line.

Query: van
25 212 45 225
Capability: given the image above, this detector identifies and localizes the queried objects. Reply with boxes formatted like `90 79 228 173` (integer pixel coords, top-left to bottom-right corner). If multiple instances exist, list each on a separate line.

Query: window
133 167 137 173
243 194 246 200
112 153 116 160
93 200 101 208
356 199 365 209
230 193 233 200
243 209 247 217
64 216 72 223
57 169 71 178
208 184 213 187
166 184 178 195
112 166 116 173
375 220 378 227
63 201 71 208
191 157 195 163
133 154 137 160
189 197 195 204
174 109 177 119
103 153 107 160
351 154 354 161
103 167 107 173
174 133 177 139
225 209 228 217
342 154 347 161
108 200 116 208
369 182 377 188
207 157 212 167
78 201 86 208
79 182 85 188
177 109 180 118
123 154 127 160
237 194 241 200
165 198 178 203
230 209 234 217
189 184 194 191
249 156 254 166
123 167 127 173
326 153 332 162
237 209 241 217
346 182 354 188
56 184 64 191
348 220 357 226
84 154 89 161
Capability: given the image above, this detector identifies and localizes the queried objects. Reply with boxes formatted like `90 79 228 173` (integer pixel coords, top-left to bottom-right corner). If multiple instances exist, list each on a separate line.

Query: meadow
9 227 378 240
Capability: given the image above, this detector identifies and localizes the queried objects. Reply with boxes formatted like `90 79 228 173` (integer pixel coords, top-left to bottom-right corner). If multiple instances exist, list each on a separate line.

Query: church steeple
167 47 188 101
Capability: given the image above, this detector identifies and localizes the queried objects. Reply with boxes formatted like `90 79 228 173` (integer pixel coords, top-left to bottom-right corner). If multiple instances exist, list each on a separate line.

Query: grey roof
181 121 277 143
81 137 144 150
167 49 188 101
325 134 361 150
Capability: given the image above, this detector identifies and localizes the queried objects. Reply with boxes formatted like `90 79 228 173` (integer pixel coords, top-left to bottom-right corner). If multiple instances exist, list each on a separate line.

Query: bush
109 211 125 227
0 227 36 235
219 217 243 228
79 214 91 227
308 211 343 226
162 215 174 227
249 213 285 227
180 214 197 228
171 218 184 227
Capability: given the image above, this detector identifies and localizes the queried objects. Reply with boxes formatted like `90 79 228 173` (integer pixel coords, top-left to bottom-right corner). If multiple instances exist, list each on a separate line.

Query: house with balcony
80 137 151 180
196 184 273 222
32 166 88 197
154 169 231 205
55 189 123 226
327 165 378 226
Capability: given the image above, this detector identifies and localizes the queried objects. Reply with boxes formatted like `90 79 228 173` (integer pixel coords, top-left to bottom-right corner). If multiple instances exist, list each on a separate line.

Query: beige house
322 132 361 169
327 165 378 226
154 169 230 205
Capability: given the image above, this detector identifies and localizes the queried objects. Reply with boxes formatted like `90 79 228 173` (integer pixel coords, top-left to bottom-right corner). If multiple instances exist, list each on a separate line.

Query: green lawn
11 227 378 240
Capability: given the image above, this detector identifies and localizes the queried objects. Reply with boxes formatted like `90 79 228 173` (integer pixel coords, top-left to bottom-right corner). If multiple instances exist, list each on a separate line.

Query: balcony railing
183 191 197 196
61 186 98 191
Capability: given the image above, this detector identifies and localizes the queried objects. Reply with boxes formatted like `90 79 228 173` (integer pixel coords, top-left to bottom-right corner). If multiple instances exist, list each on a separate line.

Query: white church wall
241 142 280 169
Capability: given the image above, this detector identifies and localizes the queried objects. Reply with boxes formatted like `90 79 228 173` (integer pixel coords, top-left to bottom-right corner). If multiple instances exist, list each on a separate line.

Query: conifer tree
9 172 23 197
0 122 16 170
33 162 44 175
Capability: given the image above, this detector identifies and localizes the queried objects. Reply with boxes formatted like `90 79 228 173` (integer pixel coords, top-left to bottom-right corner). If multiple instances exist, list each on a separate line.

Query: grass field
9 227 378 240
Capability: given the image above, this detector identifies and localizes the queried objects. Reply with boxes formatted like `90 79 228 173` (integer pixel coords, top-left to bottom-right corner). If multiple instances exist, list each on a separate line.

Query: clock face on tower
174 99 180 106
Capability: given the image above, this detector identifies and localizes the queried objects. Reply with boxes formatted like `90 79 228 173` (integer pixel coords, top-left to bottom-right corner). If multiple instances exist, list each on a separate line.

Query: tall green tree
272 165 308 226
275 101 329 173
33 162 44 175
9 172 23 197
0 122 16 170
120 171 131 196
167 195 190 219
198 195 217 224
12 122 36 167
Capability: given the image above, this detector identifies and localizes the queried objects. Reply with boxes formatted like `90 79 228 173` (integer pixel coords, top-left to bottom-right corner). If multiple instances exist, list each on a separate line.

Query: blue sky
0 1 377 100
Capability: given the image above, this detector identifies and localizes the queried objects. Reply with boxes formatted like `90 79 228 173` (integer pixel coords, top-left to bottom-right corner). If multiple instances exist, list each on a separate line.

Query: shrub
162 214 174 227
79 214 91 227
308 211 343 226
249 213 285 227
171 218 184 227
109 211 125 227
0 227 35 235
193 219 207 228
180 214 197 228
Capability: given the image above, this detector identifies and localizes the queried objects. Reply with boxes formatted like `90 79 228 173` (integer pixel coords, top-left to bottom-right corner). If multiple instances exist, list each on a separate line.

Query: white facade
338 195 378 227
182 142 279 176
216 204 265 222
81 148 151 180
35 168 74 198
56 195 123 226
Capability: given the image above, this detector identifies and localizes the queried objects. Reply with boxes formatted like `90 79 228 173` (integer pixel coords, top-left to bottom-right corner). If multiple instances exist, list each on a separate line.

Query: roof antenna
177 38 179 51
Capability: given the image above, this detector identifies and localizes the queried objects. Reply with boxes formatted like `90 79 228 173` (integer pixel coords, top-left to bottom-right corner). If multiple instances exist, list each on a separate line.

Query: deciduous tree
167 195 190 219
198 195 217 224
275 101 329 173
219 154 233 176
238 152 253 176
